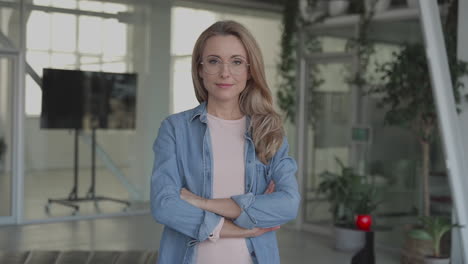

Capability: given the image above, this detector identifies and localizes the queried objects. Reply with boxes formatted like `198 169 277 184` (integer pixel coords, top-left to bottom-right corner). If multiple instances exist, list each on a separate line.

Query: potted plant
409 216 461 264
317 158 381 251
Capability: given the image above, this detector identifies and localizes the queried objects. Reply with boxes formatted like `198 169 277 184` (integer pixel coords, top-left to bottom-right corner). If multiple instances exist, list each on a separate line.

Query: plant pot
407 0 419 8
328 0 349 16
401 233 433 264
334 226 365 252
424 257 450 264
365 0 391 14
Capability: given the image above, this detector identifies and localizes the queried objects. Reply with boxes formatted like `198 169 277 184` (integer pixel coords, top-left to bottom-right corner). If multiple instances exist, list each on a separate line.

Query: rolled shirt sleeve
231 193 257 229
208 217 225 242
230 137 301 229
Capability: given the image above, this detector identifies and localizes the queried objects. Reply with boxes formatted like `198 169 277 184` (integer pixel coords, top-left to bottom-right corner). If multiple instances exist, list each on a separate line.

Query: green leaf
408 229 432 240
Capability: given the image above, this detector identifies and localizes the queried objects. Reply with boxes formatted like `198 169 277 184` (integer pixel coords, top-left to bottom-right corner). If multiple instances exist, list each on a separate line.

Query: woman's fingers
180 188 193 201
271 226 280 231
264 180 276 194
251 225 281 237
180 188 187 199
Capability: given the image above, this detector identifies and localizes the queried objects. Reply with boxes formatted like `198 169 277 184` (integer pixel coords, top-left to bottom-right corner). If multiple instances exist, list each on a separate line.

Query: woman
151 20 300 264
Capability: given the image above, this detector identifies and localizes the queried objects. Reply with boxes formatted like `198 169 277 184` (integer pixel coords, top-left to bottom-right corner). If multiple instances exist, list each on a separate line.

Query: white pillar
452 0 468 262
133 0 172 200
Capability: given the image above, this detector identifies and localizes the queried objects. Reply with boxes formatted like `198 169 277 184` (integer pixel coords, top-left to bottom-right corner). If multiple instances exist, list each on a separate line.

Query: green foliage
277 0 299 123
345 0 377 87
276 0 324 125
317 157 380 227
409 216 462 257
277 0 377 125
368 41 468 140
369 43 436 136
367 0 468 140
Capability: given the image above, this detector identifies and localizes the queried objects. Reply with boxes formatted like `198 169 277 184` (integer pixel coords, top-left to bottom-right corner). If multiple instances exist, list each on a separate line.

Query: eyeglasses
200 56 250 75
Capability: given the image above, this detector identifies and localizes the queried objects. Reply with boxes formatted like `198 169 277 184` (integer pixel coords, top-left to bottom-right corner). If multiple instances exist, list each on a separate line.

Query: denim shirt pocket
255 161 271 194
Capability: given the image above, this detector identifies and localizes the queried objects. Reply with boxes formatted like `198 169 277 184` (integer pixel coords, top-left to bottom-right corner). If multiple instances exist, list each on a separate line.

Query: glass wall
297 2 458 251
23 0 151 220
0 0 20 225
303 57 354 225
0 56 15 220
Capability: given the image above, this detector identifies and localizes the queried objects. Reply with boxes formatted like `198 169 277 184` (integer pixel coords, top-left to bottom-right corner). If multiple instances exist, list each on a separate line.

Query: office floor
0 168 402 263
0 214 401 264
20 167 147 220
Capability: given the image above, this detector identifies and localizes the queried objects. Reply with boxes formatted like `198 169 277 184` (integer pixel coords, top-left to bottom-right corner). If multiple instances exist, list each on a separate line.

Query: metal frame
0 51 19 225
173 0 282 14
294 30 306 230
418 0 468 260
295 23 358 230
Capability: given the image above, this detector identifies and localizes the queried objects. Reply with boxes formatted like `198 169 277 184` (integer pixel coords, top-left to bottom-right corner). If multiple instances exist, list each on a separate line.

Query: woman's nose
220 63 231 78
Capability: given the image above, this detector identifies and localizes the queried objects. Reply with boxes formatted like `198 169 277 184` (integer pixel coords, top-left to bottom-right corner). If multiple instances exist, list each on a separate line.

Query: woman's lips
216 83 234 88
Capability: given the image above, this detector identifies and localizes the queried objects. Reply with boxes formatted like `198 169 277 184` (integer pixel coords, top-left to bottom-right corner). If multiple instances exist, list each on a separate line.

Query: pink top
196 113 253 264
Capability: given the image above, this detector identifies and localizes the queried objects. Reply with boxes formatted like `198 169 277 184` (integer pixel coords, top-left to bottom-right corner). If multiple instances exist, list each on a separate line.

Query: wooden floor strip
25 251 60 264
0 251 30 264
0 250 157 264
86 251 119 264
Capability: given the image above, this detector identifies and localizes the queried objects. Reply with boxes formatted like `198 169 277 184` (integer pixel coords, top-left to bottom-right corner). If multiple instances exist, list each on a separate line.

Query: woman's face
199 35 250 105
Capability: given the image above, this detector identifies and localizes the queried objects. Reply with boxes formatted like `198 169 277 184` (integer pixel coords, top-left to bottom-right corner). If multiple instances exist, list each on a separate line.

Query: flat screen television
41 68 137 130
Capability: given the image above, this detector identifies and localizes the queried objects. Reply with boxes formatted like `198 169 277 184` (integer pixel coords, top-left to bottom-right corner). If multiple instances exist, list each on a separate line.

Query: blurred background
1 0 467 263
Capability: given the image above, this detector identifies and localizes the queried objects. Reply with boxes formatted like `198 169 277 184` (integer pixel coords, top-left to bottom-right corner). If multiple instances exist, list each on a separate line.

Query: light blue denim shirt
151 102 300 264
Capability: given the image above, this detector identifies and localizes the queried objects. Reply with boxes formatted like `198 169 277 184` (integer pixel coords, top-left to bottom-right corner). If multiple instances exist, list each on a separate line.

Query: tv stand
46 129 131 214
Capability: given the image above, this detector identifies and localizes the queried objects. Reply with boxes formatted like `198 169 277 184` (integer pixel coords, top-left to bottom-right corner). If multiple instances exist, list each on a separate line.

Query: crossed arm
151 119 299 242
180 181 279 238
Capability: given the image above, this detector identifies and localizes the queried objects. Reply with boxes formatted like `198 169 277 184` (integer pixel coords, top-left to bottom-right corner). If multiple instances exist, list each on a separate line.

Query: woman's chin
209 94 240 104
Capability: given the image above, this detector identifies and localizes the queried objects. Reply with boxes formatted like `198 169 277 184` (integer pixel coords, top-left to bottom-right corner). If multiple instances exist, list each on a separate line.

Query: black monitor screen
41 68 137 130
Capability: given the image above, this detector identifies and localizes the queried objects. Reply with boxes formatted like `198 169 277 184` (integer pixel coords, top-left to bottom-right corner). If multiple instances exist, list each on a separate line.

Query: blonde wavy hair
191 20 284 164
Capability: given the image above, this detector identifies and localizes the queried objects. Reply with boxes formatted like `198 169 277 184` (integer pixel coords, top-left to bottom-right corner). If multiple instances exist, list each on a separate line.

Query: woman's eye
232 60 243 65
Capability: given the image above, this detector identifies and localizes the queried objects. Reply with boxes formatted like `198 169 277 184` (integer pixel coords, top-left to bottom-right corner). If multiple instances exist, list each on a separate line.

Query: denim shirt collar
190 102 253 141
189 102 208 123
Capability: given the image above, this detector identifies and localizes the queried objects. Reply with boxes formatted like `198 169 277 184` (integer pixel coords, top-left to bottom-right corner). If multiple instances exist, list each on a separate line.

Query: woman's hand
220 220 280 238
264 180 275 194
248 226 281 237
180 188 206 208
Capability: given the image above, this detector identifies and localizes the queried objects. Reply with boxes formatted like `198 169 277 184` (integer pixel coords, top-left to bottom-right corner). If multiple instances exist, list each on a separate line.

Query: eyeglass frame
199 56 250 75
